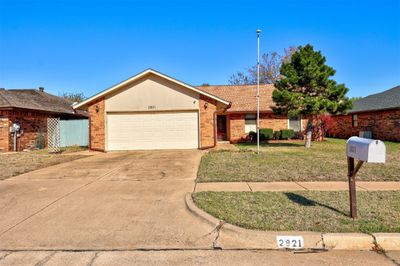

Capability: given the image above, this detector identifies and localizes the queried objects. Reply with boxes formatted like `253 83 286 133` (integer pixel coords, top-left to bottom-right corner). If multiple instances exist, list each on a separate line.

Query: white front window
288 115 301 131
245 114 257 133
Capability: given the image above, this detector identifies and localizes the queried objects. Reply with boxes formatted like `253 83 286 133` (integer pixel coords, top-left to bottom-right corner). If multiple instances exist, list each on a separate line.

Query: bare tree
229 46 298 85
60 92 85 103
229 72 251 85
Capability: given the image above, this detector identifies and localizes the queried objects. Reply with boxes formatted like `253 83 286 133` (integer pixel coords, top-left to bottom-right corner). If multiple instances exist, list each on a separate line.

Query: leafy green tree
272 44 352 147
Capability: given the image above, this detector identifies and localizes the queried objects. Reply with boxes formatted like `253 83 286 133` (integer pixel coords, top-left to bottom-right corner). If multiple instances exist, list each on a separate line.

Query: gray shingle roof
349 85 400 114
0 89 86 116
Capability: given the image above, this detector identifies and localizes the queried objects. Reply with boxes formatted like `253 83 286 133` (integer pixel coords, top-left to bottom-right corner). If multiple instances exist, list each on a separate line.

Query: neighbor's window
352 114 358 127
245 114 257 133
288 115 301 132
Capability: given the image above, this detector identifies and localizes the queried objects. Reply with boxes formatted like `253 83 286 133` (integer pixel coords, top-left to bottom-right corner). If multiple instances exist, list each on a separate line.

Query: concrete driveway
0 150 216 250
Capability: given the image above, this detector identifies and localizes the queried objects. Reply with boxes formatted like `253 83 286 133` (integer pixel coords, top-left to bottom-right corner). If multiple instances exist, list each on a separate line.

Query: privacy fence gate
47 118 89 153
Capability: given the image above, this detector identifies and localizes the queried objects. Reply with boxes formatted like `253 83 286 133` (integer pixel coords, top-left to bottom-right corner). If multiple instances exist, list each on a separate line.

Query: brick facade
259 113 289 131
328 109 400 141
227 113 245 143
199 95 219 148
88 98 106 151
0 116 10 152
0 110 48 152
226 112 301 143
84 85 310 150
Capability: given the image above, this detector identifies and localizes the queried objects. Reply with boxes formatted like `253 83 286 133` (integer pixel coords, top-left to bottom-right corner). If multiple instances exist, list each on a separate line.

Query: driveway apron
0 150 216 250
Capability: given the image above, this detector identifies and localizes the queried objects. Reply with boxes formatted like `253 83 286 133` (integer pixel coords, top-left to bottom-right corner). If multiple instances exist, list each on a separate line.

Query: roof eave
0 106 86 117
348 106 400 114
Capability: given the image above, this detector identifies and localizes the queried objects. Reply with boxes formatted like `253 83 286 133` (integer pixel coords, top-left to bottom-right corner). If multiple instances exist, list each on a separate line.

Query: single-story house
0 88 87 152
73 69 306 151
328 85 400 141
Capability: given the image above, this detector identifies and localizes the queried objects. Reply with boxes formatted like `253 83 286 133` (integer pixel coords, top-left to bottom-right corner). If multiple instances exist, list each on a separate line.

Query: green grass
193 191 400 233
197 138 400 182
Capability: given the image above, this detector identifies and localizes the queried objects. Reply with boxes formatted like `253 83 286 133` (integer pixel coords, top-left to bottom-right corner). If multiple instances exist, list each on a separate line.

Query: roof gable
73 69 230 109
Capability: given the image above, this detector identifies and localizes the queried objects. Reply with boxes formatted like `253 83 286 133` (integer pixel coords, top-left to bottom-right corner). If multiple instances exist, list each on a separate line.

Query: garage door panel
107 112 198 150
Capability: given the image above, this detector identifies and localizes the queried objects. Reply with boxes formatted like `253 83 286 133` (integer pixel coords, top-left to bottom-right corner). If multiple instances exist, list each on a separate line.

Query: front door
217 115 227 141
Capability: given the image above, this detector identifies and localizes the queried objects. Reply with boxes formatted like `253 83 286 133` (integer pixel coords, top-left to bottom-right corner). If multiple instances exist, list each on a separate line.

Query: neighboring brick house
328 85 400 141
74 69 306 151
0 88 87 152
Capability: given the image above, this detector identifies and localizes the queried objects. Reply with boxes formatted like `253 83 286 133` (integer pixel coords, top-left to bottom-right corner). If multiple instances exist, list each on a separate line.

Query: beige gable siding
105 73 199 112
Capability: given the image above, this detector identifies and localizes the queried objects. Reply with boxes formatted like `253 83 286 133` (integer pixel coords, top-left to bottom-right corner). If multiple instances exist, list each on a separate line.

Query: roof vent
38 87 44 92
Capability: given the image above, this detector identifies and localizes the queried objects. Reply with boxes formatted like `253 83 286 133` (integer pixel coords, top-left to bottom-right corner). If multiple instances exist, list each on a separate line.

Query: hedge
273 130 281 140
260 128 273 140
280 129 295 139
248 129 274 141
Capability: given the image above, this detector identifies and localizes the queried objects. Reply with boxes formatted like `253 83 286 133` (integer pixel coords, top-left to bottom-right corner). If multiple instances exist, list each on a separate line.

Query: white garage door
107 111 199 150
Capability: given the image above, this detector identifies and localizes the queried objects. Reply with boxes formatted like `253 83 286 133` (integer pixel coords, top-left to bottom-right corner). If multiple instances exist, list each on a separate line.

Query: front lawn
193 191 400 233
197 138 400 182
0 147 90 180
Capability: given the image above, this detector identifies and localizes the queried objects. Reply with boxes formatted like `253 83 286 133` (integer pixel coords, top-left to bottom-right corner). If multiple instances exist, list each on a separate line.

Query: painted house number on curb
276 236 304 249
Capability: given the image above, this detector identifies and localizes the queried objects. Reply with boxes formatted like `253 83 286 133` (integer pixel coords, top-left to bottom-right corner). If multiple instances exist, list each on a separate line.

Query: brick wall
228 113 245 143
88 98 105 151
199 95 218 148
328 109 400 141
227 112 292 143
0 110 48 152
0 115 10 152
259 113 288 131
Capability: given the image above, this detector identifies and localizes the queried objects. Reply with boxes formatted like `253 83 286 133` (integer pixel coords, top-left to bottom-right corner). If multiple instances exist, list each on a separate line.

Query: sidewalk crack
212 220 225 249
34 251 56 266
246 182 253 192
356 184 368 191
294 182 308 190
0 252 11 262
86 252 99 266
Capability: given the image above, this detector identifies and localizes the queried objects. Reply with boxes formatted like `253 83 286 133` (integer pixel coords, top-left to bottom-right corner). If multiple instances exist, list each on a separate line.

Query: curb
185 193 400 251
373 233 400 251
185 193 324 250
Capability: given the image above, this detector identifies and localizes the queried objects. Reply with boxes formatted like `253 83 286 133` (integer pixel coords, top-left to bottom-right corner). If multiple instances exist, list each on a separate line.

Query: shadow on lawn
239 142 304 148
284 192 348 217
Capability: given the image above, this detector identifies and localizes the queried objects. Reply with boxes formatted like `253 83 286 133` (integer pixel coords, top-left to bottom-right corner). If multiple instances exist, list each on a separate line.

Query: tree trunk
313 115 324 142
305 118 312 148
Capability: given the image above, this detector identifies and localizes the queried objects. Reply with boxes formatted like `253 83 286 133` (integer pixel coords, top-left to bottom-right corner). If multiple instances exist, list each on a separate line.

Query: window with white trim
245 114 257 133
288 115 301 132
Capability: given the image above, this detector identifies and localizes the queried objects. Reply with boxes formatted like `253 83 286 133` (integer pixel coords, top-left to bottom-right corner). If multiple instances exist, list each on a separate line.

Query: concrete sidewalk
195 181 400 192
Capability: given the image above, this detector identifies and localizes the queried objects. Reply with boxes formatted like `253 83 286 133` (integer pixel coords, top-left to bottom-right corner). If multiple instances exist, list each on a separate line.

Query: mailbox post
346 137 386 218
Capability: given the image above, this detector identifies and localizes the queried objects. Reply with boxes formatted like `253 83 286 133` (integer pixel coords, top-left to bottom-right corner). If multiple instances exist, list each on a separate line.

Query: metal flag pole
256 29 261 154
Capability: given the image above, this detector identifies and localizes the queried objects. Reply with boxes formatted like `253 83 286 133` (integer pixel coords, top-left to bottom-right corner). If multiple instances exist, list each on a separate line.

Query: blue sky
0 0 399 98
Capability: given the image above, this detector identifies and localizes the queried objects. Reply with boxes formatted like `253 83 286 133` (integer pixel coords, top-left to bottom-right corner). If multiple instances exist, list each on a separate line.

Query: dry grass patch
197 138 400 182
0 147 90 180
193 191 400 233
